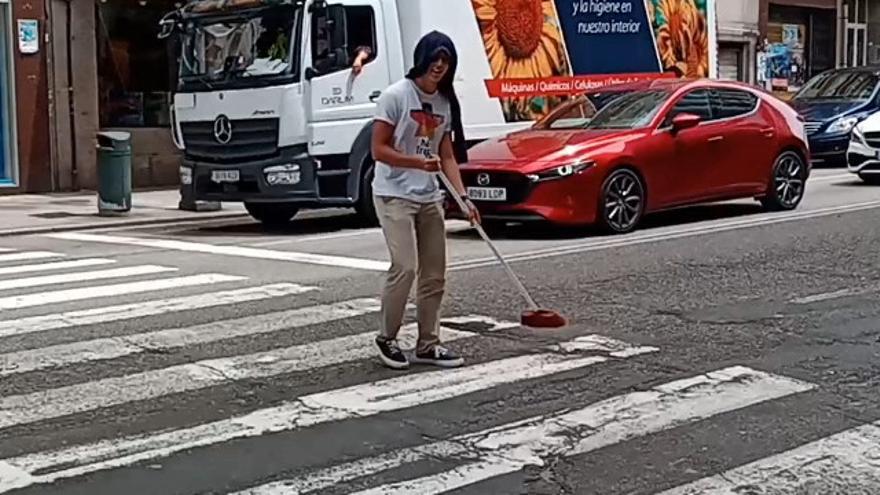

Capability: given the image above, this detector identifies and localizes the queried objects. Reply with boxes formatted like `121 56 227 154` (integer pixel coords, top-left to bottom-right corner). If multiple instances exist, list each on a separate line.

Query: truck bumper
180 147 351 206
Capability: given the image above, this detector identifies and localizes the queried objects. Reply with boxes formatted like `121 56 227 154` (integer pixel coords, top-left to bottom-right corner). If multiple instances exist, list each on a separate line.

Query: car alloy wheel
762 151 806 211
600 169 645 234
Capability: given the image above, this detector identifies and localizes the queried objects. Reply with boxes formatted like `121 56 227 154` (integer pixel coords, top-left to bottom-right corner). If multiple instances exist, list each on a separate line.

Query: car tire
760 151 807 211
597 168 646 235
858 173 880 185
245 202 299 227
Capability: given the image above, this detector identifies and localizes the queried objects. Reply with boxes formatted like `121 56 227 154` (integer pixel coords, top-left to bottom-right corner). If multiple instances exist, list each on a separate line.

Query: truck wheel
355 160 378 226
244 202 299 227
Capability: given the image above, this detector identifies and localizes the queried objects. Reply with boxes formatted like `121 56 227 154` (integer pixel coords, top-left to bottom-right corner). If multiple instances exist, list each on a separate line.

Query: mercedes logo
213 115 232 144
477 173 490 186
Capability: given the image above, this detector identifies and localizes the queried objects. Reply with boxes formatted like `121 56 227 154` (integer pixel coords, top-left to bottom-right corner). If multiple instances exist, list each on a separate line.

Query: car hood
788 99 864 122
465 128 640 170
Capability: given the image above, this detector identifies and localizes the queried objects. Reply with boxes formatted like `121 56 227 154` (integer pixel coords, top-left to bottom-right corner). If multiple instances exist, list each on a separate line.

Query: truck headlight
179 166 192 185
264 164 301 185
527 160 593 182
826 116 860 135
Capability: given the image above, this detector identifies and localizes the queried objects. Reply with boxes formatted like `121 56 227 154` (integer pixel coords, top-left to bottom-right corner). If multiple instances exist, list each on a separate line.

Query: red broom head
521 309 567 328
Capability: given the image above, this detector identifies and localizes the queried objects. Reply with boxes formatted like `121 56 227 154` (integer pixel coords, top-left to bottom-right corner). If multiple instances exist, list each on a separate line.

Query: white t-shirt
372 78 452 203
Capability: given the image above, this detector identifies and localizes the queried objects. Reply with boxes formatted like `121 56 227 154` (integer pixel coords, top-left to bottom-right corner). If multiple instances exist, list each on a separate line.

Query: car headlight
263 164 301 185
527 160 594 182
826 116 860 135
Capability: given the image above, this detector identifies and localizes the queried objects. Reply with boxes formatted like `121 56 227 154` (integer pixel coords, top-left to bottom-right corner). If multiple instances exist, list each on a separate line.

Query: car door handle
369 91 381 102
760 127 776 138
708 136 724 142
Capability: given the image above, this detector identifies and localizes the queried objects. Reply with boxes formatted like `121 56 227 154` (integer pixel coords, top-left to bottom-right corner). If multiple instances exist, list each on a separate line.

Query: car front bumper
846 139 880 176
808 134 850 164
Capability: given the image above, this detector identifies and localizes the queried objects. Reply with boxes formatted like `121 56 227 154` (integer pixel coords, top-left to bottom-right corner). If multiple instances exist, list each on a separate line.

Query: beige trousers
374 195 447 354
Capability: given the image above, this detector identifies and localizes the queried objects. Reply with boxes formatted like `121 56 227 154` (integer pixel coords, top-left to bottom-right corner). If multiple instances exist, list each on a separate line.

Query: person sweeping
370 31 480 370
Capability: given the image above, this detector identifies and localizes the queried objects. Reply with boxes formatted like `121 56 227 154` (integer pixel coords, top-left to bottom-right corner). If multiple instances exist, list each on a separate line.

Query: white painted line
790 288 856 305
248 366 813 495
0 265 177 292
0 283 315 340
655 421 880 494
0 252 63 264
0 258 117 277
0 315 518 429
0 298 381 377
809 173 854 183
47 233 390 272
450 200 880 271
249 221 472 247
0 273 246 311
0 336 657 491
0 248 13 253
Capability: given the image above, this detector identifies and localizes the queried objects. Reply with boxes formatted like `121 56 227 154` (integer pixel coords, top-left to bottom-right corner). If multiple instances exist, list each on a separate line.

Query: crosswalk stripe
47 232 390 271
0 273 246 310
0 297 383 377
0 265 177 292
0 258 117 277
0 252 62 263
0 315 516 429
0 283 316 340
654 421 880 494
243 366 814 495
0 248 13 253
0 336 658 491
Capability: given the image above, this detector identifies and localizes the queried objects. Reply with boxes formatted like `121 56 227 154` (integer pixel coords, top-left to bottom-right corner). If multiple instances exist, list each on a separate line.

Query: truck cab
164 0 399 225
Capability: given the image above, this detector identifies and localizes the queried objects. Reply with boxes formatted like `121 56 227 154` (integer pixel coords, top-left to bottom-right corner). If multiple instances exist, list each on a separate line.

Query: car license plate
467 187 506 201
211 170 240 183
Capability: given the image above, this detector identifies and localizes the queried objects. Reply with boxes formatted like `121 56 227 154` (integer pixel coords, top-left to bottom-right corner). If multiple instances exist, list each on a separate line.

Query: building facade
717 0 762 83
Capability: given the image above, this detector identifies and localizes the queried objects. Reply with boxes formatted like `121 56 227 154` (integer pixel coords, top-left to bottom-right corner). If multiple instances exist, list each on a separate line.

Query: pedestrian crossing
0 245 877 494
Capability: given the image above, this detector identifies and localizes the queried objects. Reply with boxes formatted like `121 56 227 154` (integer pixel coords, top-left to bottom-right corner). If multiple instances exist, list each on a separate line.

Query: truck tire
244 202 299 227
355 160 378 226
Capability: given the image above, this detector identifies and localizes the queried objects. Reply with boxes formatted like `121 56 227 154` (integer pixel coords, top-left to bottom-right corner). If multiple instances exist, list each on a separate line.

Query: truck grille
803 121 823 136
181 118 279 163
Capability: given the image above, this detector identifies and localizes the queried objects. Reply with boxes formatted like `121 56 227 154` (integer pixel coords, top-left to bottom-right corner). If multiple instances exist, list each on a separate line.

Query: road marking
0 252 62 263
809 173 854 183
0 336 657 491
0 298 382 377
450 200 880 271
46 232 390 271
233 366 815 495
655 421 880 494
0 274 246 311
790 288 855 304
249 221 472 247
0 315 520 429
0 258 117 277
0 265 177 292
0 283 314 340
0 248 13 253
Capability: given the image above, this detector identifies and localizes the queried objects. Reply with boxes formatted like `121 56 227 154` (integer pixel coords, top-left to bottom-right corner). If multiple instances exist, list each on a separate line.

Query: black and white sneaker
411 345 464 368
375 336 409 369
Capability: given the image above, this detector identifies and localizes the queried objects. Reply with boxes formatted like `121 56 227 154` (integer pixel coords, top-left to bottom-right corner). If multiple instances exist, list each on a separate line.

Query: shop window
311 5 376 76
97 0 180 128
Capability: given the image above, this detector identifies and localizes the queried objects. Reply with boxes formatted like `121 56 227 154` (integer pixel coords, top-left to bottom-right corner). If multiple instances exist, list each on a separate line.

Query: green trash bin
96 131 132 216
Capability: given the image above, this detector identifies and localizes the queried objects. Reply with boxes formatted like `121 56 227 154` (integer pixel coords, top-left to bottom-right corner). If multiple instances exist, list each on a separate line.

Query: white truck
160 0 717 225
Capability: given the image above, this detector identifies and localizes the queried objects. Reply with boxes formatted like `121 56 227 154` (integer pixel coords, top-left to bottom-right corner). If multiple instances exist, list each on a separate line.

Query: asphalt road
0 168 879 494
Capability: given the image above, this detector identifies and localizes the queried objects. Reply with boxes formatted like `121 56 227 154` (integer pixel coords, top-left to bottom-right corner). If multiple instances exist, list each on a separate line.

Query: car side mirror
671 113 701 133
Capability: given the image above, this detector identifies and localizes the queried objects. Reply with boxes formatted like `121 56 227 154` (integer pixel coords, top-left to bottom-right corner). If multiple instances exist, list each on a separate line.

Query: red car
449 79 810 234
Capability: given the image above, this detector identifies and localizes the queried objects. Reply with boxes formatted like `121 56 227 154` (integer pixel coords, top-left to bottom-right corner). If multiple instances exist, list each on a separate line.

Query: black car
788 66 880 165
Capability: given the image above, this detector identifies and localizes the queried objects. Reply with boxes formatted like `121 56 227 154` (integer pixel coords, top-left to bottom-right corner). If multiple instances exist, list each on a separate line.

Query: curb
0 212 251 237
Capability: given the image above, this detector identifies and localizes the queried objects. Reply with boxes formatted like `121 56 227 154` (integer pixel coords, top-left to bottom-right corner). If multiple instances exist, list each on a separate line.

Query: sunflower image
471 0 571 121
650 0 710 78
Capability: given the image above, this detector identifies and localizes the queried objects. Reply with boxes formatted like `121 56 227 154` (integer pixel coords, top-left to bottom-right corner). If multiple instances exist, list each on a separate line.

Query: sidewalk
0 189 248 236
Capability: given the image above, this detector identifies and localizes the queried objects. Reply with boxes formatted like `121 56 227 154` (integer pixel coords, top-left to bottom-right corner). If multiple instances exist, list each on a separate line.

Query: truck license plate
467 187 506 201
211 170 240 183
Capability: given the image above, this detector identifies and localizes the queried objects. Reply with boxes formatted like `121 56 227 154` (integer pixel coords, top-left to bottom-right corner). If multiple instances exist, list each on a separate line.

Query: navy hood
406 31 468 164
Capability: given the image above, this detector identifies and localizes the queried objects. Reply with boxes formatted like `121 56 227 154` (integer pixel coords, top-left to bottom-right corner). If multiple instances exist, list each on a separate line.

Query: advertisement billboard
469 0 715 122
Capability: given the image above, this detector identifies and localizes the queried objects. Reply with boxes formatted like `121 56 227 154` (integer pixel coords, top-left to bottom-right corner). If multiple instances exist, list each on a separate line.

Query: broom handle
436 169 540 311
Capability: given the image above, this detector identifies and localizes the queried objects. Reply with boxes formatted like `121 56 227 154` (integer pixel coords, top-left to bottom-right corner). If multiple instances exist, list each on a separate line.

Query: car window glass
711 89 758 119
666 90 713 123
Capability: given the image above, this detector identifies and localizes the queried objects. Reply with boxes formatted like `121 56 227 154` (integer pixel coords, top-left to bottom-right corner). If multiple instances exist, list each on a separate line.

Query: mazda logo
477 173 490 186
213 115 233 144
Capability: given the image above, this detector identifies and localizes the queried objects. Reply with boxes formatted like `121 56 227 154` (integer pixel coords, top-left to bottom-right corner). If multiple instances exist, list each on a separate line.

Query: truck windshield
584 90 670 130
180 5 301 87
794 70 878 101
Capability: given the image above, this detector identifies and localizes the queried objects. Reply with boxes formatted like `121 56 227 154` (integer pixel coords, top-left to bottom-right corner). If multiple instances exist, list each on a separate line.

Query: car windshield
794 70 878 101
180 5 301 83
584 90 671 129
534 90 639 129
